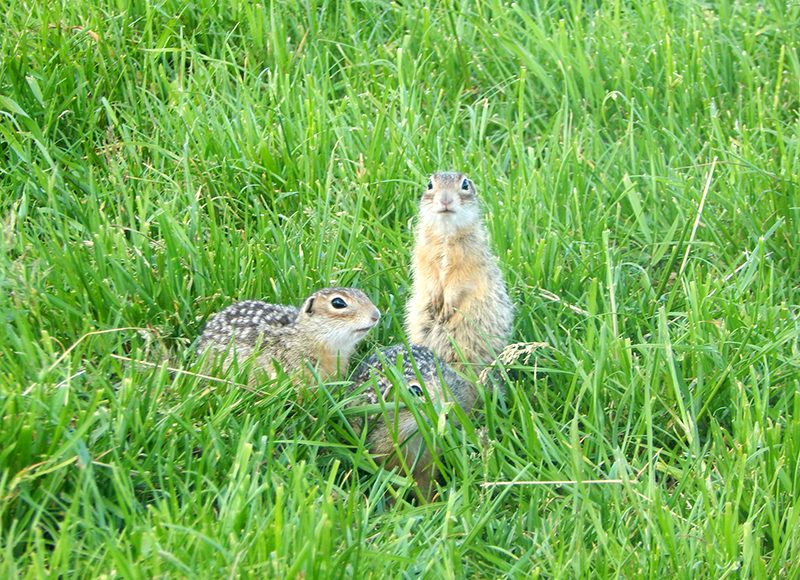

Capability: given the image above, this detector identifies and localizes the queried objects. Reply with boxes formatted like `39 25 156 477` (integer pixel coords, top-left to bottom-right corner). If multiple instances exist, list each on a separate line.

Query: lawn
1 0 799 576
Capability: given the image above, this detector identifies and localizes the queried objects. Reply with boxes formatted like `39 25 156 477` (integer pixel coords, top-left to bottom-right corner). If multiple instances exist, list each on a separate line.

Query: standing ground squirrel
405 172 513 369
197 287 380 382
349 344 475 499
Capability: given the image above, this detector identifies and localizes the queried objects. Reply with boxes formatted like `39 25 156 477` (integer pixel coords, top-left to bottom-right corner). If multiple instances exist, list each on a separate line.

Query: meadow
1 0 799 576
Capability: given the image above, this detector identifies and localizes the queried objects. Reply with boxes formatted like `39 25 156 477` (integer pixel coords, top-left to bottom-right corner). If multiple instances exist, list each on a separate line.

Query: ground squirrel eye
408 384 424 397
331 297 347 309
461 178 470 191
427 180 433 190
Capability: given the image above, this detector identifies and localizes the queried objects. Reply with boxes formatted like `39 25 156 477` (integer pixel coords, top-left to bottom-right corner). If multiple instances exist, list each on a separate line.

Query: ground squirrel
349 344 475 499
197 288 380 382
405 172 513 370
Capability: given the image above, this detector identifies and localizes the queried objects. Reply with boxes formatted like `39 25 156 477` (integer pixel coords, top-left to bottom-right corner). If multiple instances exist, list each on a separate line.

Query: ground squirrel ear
304 297 315 314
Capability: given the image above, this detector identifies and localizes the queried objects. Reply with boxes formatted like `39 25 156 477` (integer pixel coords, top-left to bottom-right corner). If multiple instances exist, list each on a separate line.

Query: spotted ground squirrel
197 287 380 382
405 172 513 370
349 344 475 499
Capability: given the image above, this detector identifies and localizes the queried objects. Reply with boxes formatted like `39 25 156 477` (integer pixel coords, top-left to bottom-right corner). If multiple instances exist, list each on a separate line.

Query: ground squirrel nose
370 308 380 324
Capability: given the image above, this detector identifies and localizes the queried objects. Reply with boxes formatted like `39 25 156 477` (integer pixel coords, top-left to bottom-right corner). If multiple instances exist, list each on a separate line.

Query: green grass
1 0 799 576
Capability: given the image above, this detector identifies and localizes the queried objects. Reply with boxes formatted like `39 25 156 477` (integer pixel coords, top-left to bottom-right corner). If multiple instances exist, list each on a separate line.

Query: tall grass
1 0 798 575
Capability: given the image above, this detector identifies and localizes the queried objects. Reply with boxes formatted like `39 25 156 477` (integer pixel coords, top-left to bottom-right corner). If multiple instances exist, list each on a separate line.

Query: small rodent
405 172 513 369
197 287 380 382
349 344 475 499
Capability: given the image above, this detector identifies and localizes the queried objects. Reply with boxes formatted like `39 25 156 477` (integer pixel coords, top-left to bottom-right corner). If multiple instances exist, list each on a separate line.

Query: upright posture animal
405 172 513 370
198 287 380 382
349 344 474 499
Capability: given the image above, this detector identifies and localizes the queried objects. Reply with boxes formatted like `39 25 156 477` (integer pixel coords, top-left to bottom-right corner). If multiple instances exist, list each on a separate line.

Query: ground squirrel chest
197 287 380 382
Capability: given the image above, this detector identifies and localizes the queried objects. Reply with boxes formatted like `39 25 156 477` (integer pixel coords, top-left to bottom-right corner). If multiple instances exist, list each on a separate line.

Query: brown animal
197 288 380 382
349 344 474 499
405 172 513 370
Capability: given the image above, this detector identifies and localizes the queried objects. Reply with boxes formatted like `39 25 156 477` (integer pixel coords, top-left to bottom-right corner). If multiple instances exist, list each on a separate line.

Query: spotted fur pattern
197 300 299 351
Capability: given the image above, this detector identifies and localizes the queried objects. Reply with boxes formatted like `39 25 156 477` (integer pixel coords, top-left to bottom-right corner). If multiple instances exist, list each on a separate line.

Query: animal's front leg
441 283 472 322
421 276 445 318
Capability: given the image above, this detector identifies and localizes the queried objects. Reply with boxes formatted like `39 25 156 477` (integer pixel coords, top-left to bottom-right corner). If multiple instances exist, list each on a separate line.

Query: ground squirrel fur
197 287 380 382
349 344 474 498
405 172 513 369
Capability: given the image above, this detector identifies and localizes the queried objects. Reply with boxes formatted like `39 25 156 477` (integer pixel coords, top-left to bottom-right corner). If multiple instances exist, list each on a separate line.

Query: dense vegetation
1 0 798 575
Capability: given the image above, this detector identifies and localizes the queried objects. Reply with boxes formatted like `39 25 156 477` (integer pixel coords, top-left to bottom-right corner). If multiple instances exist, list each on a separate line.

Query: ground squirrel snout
406 172 514 369
197 287 380 382
349 344 474 498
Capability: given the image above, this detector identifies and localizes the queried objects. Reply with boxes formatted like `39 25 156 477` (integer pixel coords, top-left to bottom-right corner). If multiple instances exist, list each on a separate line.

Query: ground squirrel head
353 345 468 407
419 171 481 234
297 287 380 356
350 344 474 447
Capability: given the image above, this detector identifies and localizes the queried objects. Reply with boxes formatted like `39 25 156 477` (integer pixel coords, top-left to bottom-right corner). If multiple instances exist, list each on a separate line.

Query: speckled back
197 300 299 350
